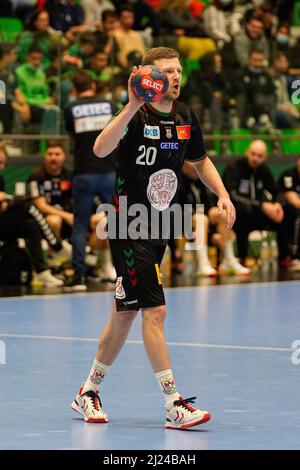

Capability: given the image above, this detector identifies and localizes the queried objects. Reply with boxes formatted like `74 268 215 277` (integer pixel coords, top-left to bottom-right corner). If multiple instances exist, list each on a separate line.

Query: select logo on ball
131 65 169 103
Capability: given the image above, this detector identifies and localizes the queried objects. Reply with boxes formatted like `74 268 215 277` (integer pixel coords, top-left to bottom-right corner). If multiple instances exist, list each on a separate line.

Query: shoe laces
173 396 197 413
82 390 101 411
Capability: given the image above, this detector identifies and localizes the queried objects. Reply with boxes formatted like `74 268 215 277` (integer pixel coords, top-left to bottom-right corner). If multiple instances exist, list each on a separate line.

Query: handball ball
131 65 169 103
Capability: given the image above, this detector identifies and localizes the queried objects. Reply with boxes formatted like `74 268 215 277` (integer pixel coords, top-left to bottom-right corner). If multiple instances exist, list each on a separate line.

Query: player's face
45 147 65 174
246 145 267 168
153 57 182 101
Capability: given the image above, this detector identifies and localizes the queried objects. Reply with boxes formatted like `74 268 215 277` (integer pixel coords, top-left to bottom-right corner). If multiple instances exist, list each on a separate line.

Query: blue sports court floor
0 281 300 450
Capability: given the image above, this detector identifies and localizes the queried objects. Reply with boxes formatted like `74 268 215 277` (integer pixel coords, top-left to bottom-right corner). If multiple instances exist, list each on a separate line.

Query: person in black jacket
278 156 300 271
223 139 290 262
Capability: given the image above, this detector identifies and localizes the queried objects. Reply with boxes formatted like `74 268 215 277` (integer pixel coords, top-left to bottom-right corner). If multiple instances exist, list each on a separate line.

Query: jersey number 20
136 145 157 166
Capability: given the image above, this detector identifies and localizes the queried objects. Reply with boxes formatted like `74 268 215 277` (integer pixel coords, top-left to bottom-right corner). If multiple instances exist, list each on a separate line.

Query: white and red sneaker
165 396 211 430
71 386 108 423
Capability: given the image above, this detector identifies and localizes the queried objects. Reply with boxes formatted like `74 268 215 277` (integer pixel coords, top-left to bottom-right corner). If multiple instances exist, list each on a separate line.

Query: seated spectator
45 0 84 33
278 156 300 271
17 9 68 69
237 49 275 131
182 52 237 131
203 0 241 48
15 44 53 126
0 143 63 287
155 0 216 60
233 11 269 67
112 6 146 69
0 43 18 133
272 52 300 128
178 161 249 276
222 140 291 264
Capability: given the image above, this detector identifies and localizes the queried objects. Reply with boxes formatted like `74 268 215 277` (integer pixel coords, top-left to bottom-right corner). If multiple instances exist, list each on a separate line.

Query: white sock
223 240 235 261
81 359 110 394
155 369 180 405
196 244 210 265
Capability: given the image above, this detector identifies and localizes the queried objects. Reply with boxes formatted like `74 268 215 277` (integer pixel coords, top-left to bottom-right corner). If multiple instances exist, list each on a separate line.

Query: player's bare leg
142 305 211 429
71 303 137 422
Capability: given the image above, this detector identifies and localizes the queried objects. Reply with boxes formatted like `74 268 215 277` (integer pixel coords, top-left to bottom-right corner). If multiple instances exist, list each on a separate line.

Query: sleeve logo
176 125 191 140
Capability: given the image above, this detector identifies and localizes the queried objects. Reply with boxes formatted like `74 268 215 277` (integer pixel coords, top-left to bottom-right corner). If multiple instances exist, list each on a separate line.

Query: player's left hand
217 195 236 228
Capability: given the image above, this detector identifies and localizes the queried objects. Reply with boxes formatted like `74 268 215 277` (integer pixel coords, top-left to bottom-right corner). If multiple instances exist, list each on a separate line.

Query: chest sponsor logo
160 142 179 150
147 168 178 211
144 125 160 139
176 125 191 140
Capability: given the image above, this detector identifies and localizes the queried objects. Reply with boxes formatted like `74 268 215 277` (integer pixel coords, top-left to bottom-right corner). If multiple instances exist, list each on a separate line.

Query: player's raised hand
128 66 145 110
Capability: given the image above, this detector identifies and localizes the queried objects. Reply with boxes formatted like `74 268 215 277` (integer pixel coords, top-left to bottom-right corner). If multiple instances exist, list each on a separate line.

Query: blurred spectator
272 52 300 128
85 50 121 83
15 44 53 126
28 141 73 240
182 52 236 131
271 23 300 71
233 11 269 66
237 49 275 131
179 161 250 276
18 10 67 69
81 0 115 24
45 0 84 33
64 71 117 290
0 43 18 133
154 0 216 60
222 140 290 263
203 0 241 48
112 6 146 69
278 156 300 271
0 143 63 287
69 32 97 69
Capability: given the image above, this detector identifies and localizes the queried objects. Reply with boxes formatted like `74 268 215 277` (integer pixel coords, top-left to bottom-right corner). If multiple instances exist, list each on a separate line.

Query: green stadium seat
0 17 23 42
280 129 300 155
228 128 252 155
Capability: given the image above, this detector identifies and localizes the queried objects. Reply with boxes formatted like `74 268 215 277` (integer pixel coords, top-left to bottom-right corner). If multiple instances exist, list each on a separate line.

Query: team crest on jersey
115 277 126 299
146 168 178 211
176 125 191 140
165 127 173 139
144 125 160 139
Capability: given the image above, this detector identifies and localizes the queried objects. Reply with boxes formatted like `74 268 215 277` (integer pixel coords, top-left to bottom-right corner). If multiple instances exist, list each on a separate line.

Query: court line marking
0 280 299 302
0 333 292 353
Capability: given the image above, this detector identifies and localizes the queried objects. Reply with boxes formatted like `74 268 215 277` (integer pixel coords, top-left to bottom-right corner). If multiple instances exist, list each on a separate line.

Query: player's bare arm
93 67 145 158
192 157 236 228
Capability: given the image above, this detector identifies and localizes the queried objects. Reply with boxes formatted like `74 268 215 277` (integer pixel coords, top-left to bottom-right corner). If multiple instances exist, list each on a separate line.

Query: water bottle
269 239 278 271
260 240 270 272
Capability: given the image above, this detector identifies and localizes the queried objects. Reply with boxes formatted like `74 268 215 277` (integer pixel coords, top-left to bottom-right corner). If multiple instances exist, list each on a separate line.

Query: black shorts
109 238 166 312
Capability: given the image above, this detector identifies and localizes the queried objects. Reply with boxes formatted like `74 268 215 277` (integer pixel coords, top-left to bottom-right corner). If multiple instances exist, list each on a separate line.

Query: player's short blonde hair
142 47 179 66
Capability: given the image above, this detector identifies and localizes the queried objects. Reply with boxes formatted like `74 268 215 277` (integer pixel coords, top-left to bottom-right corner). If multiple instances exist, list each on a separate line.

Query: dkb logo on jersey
144 125 160 139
